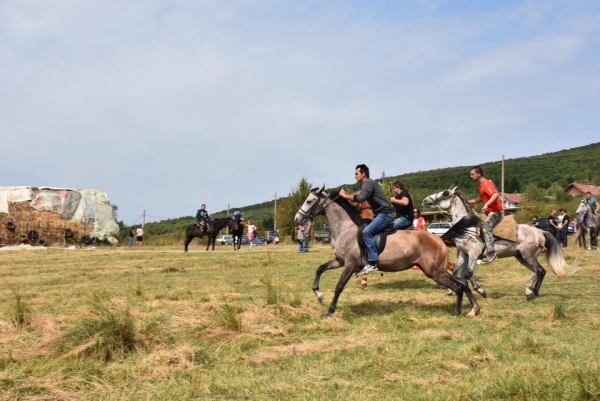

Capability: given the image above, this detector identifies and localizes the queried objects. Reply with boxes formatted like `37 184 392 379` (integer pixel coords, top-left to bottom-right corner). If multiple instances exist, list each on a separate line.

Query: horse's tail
543 231 576 277
440 214 480 247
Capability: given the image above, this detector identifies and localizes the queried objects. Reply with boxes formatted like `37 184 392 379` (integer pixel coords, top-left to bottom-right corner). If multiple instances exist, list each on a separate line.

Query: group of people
532 191 599 248
339 163 502 277
198 205 260 250
127 227 144 247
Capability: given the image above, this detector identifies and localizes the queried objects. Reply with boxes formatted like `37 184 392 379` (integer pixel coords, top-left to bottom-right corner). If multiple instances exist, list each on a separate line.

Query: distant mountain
139 142 600 238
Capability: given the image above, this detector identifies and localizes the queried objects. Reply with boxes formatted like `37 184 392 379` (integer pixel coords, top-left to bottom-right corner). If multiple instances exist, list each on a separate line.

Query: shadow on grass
345 299 453 317
368 277 438 291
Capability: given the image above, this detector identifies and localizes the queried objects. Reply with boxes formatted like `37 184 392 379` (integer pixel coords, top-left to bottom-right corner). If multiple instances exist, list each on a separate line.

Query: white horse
423 186 572 300
575 201 599 249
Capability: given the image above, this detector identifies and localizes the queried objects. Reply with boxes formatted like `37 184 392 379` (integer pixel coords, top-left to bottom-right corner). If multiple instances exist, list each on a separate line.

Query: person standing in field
468 165 503 264
548 209 558 238
303 220 312 252
245 219 257 251
558 208 570 248
296 224 305 253
136 226 144 247
128 228 135 248
412 208 425 230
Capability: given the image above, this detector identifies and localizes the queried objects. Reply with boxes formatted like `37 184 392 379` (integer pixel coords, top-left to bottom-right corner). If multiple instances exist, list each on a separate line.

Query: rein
297 192 340 222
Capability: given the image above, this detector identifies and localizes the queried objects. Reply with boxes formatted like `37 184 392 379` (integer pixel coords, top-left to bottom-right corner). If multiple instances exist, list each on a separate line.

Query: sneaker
357 264 378 277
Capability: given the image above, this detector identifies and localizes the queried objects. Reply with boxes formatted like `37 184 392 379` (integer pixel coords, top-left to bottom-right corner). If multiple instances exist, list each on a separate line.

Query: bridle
296 190 339 222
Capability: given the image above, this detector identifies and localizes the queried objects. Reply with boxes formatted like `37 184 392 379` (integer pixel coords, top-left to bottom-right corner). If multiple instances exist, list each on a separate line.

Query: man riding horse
339 164 394 277
467 165 503 264
196 203 210 235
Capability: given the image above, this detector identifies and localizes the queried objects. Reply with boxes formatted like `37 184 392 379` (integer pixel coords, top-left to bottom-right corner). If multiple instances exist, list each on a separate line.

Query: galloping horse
184 217 238 252
575 201 599 249
295 186 481 317
423 186 572 300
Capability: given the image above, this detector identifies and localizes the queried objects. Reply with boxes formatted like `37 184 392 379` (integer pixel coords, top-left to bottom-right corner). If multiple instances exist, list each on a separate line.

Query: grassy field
0 239 599 400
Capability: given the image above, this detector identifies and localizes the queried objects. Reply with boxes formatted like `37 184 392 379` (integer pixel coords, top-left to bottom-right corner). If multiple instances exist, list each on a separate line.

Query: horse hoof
445 289 453 297
316 292 324 303
477 288 488 298
526 293 536 301
467 307 480 317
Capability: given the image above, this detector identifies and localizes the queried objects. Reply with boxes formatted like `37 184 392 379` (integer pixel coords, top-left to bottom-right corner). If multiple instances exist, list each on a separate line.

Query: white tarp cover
0 186 119 245
0 187 33 213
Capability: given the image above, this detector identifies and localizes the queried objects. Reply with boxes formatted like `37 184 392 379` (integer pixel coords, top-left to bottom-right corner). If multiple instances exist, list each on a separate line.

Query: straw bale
0 201 93 247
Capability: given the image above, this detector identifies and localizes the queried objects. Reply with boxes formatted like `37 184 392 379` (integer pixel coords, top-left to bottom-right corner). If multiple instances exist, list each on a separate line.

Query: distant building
501 193 522 212
564 183 600 198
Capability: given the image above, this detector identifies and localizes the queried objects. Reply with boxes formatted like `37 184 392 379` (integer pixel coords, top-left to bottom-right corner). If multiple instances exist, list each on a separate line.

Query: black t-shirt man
393 190 414 219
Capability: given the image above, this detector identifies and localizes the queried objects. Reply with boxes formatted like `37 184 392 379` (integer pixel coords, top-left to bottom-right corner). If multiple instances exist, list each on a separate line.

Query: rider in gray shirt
340 164 393 276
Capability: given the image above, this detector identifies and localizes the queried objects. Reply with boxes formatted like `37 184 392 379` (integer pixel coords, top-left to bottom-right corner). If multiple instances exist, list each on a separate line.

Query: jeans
298 240 304 252
393 216 412 230
127 237 133 247
483 212 503 254
363 212 394 263
559 229 567 247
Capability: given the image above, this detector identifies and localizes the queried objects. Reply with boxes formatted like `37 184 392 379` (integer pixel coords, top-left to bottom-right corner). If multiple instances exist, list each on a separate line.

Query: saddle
478 214 518 242
357 222 405 262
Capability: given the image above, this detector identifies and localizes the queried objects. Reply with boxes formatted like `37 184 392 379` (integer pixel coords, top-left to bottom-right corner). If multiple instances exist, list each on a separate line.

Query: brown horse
295 186 480 317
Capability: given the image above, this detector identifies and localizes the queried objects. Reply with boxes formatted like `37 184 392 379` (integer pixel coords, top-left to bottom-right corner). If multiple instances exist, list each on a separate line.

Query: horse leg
435 273 478 317
327 267 355 316
515 253 545 300
459 249 487 298
313 258 342 303
184 236 193 252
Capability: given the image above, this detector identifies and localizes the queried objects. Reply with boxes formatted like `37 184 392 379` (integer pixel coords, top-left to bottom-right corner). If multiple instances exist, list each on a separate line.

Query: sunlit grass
0 241 598 400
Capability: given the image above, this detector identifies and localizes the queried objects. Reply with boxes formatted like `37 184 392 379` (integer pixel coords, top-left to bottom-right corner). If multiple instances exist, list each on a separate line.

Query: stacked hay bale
0 187 119 247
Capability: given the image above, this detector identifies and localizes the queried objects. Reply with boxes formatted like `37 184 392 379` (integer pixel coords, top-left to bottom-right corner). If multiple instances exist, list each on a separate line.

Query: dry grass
0 240 599 400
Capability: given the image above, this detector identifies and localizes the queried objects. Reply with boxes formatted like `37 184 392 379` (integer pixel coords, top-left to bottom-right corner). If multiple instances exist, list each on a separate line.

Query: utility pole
274 192 277 232
227 204 230 217
501 155 505 217
142 210 146 228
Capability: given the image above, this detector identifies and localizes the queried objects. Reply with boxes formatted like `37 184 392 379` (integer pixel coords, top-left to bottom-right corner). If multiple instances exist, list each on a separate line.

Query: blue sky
1 1 599 225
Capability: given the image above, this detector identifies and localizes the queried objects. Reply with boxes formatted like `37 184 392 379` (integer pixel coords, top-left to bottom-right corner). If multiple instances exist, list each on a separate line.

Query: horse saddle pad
479 214 518 242
357 224 398 260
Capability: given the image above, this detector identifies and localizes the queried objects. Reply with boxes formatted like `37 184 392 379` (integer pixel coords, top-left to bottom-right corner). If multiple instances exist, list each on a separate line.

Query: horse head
226 217 239 234
294 185 327 225
422 185 459 210
575 200 590 217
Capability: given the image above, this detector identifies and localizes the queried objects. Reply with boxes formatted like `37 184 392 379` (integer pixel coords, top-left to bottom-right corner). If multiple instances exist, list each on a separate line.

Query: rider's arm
468 196 482 205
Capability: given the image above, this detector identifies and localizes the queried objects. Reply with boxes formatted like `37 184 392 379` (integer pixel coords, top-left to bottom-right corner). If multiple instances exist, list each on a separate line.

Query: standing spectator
585 191 599 214
245 219 257 251
531 215 539 228
390 180 414 230
412 208 426 230
136 227 144 247
127 228 135 248
303 221 312 252
468 165 503 263
549 209 560 237
558 209 570 248
296 224 305 253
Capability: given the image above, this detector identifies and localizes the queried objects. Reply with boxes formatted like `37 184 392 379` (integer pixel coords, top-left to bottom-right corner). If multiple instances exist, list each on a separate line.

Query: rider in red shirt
468 166 503 263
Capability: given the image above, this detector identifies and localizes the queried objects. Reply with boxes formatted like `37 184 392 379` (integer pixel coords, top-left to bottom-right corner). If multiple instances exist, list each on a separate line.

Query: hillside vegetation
135 142 600 242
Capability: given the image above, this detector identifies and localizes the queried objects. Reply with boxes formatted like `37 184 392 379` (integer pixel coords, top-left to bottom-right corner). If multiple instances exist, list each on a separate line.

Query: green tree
276 177 313 239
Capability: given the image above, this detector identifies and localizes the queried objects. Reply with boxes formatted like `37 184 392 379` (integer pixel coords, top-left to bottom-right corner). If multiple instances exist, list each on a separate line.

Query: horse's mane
456 191 477 215
328 190 364 226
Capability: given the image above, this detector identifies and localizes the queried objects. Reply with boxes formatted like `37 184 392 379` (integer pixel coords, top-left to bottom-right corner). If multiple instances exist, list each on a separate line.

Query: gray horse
575 201 599 249
423 186 572 300
295 186 482 317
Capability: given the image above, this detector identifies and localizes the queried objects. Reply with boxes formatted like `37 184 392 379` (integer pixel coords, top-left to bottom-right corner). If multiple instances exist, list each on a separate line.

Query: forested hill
139 142 599 238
